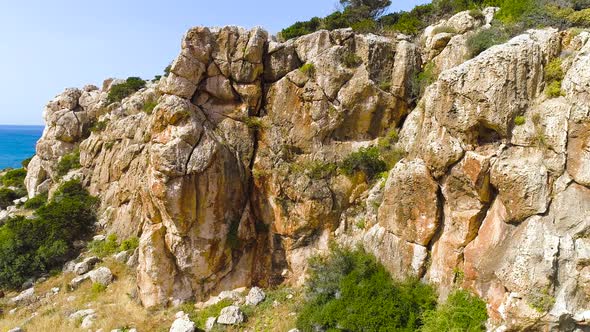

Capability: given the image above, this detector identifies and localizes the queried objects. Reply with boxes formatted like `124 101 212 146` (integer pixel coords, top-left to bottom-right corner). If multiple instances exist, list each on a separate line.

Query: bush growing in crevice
340 146 388 180
514 115 526 126
342 51 363 68
466 24 510 58
299 63 316 77
89 120 109 133
142 100 158 115
544 57 565 98
412 62 438 100
56 149 81 177
88 234 139 258
290 160 338 180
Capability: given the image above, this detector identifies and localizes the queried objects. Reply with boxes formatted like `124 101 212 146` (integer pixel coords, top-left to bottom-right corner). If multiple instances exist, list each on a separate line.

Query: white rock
205 317 217 332
169 311 195 332
51 287 60 293
93 234 106 241
245 287 265 306
217 305 244 325
7 327 23 332
74 256 101 275
88 266 113 286
113 250 131 262
81 313 96 328
69 309 96 320
11 287 36 306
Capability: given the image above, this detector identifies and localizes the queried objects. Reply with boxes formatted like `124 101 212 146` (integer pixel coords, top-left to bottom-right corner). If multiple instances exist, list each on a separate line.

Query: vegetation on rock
107 77 146 104
296 246 437 331
420 289 488 332
1 168 27 188
340 146 388 180
56 149 81 177
0 180 97 288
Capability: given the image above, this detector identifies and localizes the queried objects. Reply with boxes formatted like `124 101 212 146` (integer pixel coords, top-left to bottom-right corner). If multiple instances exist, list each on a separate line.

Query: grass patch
243 116 266 130
89 234 139 258
299 63 316 77
514 116 526 126
290 160 338 180
544 58 565 98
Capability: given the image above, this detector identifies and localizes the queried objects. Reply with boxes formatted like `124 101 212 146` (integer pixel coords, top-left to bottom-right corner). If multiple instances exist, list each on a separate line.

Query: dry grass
0 259 303 332
0 259 173 332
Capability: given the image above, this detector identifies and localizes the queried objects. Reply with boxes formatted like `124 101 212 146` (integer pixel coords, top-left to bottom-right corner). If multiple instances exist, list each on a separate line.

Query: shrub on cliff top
0 180 97 288
107 77 146 104
466 24 510 58
296 246 437 331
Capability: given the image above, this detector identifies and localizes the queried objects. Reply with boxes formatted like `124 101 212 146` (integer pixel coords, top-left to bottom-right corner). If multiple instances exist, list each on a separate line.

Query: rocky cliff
24 8 590 330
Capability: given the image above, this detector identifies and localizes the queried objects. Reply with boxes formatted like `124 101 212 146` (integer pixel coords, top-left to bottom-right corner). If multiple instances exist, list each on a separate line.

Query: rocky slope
23 8 590 330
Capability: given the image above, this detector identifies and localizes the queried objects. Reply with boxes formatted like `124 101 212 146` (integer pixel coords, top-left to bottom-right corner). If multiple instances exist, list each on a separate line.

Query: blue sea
0 125 44 169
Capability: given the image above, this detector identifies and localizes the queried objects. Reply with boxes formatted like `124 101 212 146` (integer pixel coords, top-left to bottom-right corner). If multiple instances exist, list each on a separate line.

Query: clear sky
0 0 429 125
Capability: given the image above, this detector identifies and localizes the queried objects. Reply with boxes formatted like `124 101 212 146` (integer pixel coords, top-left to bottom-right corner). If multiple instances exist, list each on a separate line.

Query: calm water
0 125 44 169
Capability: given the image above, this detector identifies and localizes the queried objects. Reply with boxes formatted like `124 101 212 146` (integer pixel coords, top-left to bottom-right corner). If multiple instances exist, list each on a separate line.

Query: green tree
340 0 392 20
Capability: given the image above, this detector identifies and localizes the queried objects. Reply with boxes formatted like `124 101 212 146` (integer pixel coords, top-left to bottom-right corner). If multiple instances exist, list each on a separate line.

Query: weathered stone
88 267 113 286
170 311 196 332
74 256 101 275
490 147 549 222
10 288 36 306
217 305 244 325
378 159 439 246
245 287 265 306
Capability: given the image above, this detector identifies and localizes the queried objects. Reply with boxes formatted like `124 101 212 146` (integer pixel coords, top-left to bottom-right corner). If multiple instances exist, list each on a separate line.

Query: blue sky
0 0 429 125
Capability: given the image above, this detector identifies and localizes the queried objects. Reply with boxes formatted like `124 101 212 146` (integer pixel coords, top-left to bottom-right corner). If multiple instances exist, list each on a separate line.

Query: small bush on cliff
296 246 437 331
1 168 27 188
514 115 526 126
420 289 488 332
56 149 81 177
299 63 316 77
0 180 97 288
107 77 146 104
544 58 565 98
466 24 510 58
0 188 20 210
23 193 48 210
340 146 388 180
411 62 438 100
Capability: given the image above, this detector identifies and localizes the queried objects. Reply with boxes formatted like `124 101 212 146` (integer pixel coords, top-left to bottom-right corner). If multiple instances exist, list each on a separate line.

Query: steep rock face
26 9 590 329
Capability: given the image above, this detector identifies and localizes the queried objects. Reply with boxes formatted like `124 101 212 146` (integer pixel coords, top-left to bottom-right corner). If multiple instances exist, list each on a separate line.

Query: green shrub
514 116 526 126
280 17 322 40
1 168 27 188
0 180 97 288
351 18 378 33
88 234 119 258
120 236 139 252
342 52 363 68
379 81 392 92
182 298 234 329
299 63 316 77
107 77 146 104
24 193 48 210
340 147 388 180
546 80 565 98
0 188 19 209
291 160 338 180
56 149 81 177
296 246 437 331
420 289 488 332
466 24 510 58
528 287 555 312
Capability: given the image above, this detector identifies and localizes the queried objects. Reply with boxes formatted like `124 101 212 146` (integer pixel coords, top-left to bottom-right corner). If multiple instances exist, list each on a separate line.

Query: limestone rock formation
25 7 590 330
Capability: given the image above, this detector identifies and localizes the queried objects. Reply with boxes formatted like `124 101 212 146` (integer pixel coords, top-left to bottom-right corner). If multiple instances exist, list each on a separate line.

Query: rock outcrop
25 8 590 330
